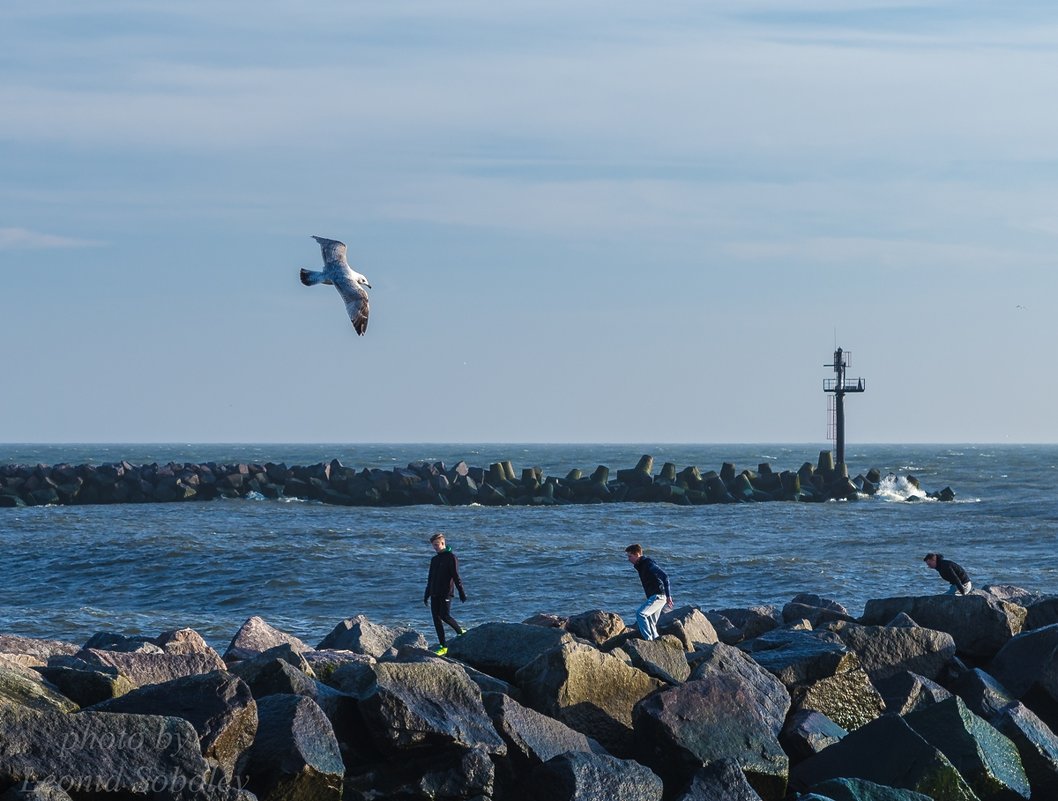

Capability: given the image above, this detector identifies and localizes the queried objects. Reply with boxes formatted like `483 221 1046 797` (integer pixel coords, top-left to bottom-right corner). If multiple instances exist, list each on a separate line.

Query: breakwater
1 586 1055 800
0 451 954 508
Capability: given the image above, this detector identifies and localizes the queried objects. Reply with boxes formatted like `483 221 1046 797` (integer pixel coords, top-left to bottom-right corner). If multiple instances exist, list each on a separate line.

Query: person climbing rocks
625 543 674 640
924 552 972 595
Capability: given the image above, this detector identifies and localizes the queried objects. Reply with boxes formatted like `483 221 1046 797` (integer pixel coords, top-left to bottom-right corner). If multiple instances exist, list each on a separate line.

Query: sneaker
457 628 467 636
432 645 448 656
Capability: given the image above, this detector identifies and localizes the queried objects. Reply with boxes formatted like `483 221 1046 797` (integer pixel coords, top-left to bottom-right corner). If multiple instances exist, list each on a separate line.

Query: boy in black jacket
924 552 972 595
424 532 466 654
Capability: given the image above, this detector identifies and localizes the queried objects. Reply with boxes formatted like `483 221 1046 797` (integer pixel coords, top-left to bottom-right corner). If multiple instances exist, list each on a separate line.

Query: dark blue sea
2 444 1055 650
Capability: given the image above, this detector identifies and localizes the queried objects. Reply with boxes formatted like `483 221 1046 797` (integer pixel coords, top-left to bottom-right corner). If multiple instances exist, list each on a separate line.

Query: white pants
945 581 972 595
636 594 667 640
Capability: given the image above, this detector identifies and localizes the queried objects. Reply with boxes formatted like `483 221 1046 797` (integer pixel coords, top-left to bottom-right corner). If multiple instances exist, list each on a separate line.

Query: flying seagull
299 235 370 336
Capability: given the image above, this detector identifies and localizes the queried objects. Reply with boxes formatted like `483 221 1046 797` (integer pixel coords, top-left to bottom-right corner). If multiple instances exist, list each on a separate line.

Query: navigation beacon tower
823 347 865 467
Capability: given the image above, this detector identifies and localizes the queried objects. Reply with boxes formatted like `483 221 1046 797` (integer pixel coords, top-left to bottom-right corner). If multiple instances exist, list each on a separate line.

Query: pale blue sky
2 2 1056 443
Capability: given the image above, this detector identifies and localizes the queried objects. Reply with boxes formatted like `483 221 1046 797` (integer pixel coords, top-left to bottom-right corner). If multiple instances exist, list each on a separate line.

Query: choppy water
2 443 1056 650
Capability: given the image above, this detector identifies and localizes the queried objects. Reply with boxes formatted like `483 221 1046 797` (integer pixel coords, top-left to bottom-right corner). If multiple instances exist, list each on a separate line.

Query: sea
1 443 1056 651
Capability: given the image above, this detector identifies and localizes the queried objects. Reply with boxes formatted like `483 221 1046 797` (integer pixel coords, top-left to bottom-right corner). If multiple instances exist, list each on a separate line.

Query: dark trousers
430 595 462 645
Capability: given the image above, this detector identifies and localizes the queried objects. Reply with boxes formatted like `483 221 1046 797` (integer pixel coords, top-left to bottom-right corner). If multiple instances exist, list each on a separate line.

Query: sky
2 1 1057 444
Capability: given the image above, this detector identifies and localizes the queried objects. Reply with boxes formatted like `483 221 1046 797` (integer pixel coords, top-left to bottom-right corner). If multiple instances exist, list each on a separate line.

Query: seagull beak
364 282 372 289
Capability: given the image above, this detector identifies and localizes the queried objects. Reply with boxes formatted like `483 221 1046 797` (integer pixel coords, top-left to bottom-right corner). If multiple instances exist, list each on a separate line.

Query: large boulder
710 605 781 643
828 620 957 682
860 595 1026 660
564 610 626 646
73 648 226 688
88 670 257 782
224 616 311 663
354 660 505 757
791 714 980 801
620 635 691 684
739 629 853 688
782 594 855 627
780 709 847 764
874 671 952 717
343 746 496 801
789 665 886 732
991 701 1058 798
988 623 1058 728
484 691 603 766
0 703 244 799
904 696 1030 801
688 642 791 728
0 665 78 713
672 760 764 801
515 641 664 756
658 606 719 651
632 675 789 800
316 614 426 657
447 622 575 682
951 667 1016 721
529 751 663 801
0 634 79 662
242 694 344 801
37 658 134 707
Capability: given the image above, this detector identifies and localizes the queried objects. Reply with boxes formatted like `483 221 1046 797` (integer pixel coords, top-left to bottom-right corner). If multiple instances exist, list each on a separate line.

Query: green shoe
433 645 448 656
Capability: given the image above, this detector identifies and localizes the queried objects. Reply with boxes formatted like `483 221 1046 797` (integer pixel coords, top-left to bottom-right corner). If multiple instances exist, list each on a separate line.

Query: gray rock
672 760 764 801
0 665 78 713
484 691 604 771
355 659 505 757
515 641 664 756
0 634 79 662
688 642 791 730
301 649 373 683
74 647 226 688
991 701 1058 798
703 611 743 645
904 696 1030 801
529 751 663 801
658 606 719 651
988 623 1058 727
564 609 626 646
828 620 956 682
0 703 243 800
83 632 162 653
343 746 495 801
782 593 855 627
620 635 691 684
446 621 575 682
632 676 789 800
951 667 1016 721
315 614 426 657
88 669 257 782
739 628 854 688
37 658 133 707
155 628 216 656
223 616 311 663
711 605 781 642
243 694 344 801
780 709 847 764
791 714 979 801
1025 597 1058 630
789 665 885 732
873 671 952 716
860 594 1026 661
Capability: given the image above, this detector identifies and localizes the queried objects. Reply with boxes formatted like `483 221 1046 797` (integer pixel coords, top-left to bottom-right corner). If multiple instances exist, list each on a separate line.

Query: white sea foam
876 473 932 502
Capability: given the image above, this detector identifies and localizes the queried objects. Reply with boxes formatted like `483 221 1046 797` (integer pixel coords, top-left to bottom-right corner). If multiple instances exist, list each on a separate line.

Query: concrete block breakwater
0 451 955 508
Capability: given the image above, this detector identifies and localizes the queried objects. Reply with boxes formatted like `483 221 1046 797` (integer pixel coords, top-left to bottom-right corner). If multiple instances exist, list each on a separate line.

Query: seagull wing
333 273 370 336
312 236 348 267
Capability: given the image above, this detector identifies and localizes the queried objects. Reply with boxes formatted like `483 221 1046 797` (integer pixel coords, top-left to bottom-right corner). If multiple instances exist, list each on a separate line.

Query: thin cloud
0 228 103 250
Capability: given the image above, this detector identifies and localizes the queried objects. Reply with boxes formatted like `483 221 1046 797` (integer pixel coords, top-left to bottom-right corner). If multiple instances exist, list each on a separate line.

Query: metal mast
823 347 865 467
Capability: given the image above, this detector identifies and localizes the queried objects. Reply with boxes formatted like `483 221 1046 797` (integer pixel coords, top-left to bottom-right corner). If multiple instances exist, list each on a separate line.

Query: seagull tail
300 268 325 286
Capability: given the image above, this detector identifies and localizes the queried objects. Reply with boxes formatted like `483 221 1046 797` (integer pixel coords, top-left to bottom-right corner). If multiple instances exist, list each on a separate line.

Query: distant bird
1016 304 1028 311
299 236 370 336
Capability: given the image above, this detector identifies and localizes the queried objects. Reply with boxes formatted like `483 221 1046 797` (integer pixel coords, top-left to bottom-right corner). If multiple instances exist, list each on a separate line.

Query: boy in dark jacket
424 532 466 654
625 543 674 640
924 552 972 595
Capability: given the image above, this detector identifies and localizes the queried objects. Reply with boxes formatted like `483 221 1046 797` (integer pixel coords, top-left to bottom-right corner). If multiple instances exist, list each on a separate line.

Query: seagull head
359 275 372 290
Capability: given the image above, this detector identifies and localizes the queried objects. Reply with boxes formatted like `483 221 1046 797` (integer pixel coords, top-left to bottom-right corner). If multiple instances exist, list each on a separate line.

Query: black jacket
935 557 970 588
634 556 671 598
425 549 465 601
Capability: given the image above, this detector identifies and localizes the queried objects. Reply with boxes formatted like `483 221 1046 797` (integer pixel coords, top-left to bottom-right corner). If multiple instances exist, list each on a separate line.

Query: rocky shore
3 586 1056 800
0 451 954 508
